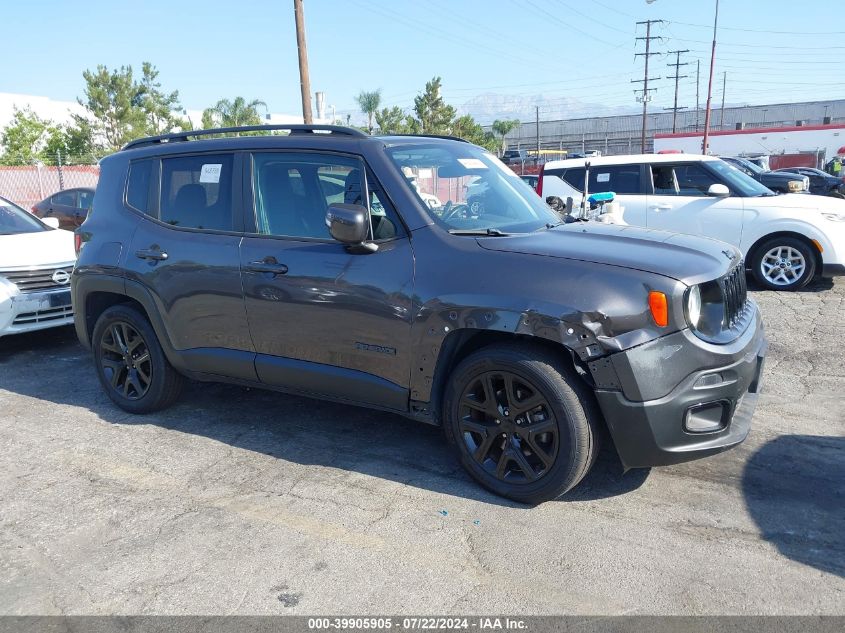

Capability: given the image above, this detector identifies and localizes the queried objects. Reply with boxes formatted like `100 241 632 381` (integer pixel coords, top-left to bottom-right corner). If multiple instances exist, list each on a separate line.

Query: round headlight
687 285 702 328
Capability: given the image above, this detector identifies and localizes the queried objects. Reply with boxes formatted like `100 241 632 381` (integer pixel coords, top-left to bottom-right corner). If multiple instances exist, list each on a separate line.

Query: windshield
387 144 558 233
711 160 774 197
0 196 47 235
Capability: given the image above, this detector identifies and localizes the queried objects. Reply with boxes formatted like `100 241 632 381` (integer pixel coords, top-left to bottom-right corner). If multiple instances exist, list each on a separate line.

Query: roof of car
543 153 718 170
120 125 477 155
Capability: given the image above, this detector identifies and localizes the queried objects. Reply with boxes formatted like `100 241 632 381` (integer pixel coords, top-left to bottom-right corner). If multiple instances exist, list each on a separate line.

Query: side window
160 154 234 230
52 191 76 206
559 166 641 194
561 168 586 190
127 159 153 213
586 165 642 194
79 190 94 211
651 163 720 196
252 152 399 241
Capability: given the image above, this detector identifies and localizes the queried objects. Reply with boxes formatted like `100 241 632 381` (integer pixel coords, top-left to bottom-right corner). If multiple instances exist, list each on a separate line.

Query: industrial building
492 98 845 156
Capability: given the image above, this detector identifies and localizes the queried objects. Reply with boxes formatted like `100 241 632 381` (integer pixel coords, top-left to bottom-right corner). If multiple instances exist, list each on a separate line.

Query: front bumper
0 285 74 337
591 305 767 469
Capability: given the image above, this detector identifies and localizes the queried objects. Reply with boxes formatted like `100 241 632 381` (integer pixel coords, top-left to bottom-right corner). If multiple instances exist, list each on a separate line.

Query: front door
645 161 745 247
239 150 415 410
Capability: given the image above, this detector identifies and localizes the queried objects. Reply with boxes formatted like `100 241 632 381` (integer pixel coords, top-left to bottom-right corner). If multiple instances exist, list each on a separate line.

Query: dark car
721 157 807 194
773 167 845 198
72 124 766 504
32 187 95 230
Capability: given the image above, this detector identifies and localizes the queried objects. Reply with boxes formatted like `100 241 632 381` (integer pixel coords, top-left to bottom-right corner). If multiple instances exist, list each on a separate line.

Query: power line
664 49 689 133
633 19 663 152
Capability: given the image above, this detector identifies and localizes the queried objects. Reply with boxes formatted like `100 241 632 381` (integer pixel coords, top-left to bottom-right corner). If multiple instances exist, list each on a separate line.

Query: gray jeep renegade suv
72 124 767 504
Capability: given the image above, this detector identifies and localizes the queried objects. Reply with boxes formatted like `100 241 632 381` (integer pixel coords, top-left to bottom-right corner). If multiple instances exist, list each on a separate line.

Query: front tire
443 343 600 504
751 237 816 291
92 304 184 413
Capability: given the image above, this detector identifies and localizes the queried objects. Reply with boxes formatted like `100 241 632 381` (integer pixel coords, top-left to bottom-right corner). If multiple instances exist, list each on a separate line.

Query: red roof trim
655 123 845 139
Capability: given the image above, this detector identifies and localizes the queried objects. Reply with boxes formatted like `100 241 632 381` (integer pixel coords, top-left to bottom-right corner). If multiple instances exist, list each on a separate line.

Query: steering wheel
442 201 471 222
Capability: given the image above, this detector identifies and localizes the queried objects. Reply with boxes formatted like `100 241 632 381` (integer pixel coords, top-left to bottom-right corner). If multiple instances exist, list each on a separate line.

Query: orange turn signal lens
648 291 669 327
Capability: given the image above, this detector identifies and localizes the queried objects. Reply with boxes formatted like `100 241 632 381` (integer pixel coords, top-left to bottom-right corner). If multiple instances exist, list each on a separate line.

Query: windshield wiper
448 228 510 236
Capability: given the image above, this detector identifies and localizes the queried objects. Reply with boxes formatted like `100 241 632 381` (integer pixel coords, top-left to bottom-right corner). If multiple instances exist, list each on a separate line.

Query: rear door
238 150 414 410
645 161 745 247
123 152 257 379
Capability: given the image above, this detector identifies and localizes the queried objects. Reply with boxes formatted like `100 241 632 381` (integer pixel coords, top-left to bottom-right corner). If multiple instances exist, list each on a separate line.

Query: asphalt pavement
0 278 842 615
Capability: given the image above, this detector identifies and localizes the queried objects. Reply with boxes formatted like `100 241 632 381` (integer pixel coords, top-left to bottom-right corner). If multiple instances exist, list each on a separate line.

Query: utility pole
633 19 663 153
695 60 701 132
702 0 720 154
535 106 540 157
293 0 313 124
664 49 689 134
719 71 727 129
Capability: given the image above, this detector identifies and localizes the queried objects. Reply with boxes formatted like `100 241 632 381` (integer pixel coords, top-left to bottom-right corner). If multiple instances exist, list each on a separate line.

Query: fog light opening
684 401 729 434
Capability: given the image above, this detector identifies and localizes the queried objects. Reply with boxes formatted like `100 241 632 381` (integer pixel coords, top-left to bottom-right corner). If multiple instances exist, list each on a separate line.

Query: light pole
701 0 720 154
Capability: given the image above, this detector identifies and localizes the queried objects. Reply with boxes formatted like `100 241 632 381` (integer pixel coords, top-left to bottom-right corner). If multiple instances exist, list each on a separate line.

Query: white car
0 195 76 337
539 154 845 290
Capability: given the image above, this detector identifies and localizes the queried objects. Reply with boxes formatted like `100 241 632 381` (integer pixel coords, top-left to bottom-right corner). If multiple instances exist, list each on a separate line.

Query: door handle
135 247 169 261
650 204 673 211
246 257 288 275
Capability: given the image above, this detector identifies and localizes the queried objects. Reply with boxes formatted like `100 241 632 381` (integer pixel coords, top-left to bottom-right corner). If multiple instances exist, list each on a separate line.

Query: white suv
539 154 845 290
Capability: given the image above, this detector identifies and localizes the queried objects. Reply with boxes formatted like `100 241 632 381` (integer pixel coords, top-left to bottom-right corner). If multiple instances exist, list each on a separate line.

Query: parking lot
0 278 842 615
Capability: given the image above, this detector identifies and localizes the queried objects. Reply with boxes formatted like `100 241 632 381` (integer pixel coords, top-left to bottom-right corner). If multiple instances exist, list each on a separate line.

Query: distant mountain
460 93 639 125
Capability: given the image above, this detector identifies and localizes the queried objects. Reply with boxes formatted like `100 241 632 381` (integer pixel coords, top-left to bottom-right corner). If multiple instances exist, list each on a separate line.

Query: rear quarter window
126 159 153 213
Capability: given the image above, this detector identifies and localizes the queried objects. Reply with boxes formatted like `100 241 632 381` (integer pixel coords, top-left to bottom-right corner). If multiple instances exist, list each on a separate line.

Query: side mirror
326 204 377 253
545 195 565 213
42 217 60 229
707 183 730 197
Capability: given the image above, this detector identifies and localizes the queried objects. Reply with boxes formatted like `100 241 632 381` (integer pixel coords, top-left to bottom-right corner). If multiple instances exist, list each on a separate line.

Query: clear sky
2 0 843 124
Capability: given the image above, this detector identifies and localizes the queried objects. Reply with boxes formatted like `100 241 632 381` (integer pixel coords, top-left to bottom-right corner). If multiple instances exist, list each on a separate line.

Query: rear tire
92 304 184 413
443 342 600 504
750 236 816 291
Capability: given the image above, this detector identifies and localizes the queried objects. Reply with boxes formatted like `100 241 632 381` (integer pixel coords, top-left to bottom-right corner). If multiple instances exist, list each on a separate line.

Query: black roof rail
122 124 368 150
381 133 470 143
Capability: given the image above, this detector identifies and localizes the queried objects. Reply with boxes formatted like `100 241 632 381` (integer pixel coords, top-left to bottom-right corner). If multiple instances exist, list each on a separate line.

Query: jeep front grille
0 266 73 293
721 263 748 327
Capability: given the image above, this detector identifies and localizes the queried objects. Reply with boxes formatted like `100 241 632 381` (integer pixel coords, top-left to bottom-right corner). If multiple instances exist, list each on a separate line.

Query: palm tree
355 90 382 134
202 97 267 133
492 119 521 157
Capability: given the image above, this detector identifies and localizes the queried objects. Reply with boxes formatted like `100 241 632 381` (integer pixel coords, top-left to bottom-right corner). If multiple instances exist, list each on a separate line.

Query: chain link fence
0 156 100 209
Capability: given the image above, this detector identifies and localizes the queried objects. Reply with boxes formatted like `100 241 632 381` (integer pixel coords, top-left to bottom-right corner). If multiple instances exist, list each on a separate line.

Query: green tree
0 107 53 165
375 106 413 135
74 62 185 152
137 62 188 134
453 115 497 153
76 64 147 151
355 89 382 134
491 119 521 156
201 97 267 131
413 77 455 134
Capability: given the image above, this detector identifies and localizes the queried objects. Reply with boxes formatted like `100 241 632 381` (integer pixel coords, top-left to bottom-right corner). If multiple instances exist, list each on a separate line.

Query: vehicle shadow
746 275 835 293
0 327 649 507
743 434 845 578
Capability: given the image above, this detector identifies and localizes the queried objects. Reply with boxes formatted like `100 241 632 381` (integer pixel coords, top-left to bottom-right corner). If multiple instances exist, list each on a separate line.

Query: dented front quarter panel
407 226 690 404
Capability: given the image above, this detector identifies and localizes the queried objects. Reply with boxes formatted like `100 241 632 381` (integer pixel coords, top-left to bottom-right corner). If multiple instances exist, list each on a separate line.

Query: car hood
476 222 739 285
0 228 76 269
746 192 845 212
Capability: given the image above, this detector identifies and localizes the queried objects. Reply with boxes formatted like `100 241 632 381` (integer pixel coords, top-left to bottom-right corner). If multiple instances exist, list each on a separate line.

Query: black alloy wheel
92 304 183 413
443 342 600 504
458 370 558 483
99 322 152 400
